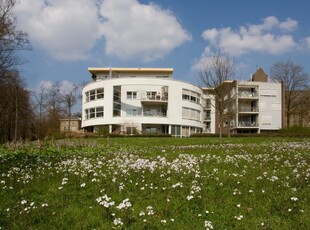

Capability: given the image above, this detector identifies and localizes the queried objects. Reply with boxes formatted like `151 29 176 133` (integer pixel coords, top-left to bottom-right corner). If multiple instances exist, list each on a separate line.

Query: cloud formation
100 0 191 61
201 16 298 56
15 0 191 61
15 0 102 60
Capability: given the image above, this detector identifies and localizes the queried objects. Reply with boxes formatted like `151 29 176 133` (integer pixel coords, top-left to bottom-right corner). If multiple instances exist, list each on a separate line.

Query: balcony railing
143 111 167 117
238 107 259 113
141 94 168 103
238 121 258 127
204 115 211 120
238 91 258 98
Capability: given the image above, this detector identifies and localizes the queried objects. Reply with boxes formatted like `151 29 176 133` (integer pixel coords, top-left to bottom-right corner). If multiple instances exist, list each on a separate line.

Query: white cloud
15 0 102 61
100 0 191 61
279 18 298 31
200 16 298 57
14 0 191 62
304 37 310 49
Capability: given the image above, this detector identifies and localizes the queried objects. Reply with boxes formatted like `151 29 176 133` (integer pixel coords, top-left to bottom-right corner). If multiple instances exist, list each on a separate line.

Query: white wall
82 77 205 133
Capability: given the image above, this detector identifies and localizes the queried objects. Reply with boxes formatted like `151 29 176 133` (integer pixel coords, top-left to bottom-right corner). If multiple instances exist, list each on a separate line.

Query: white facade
82 68 207 137
82 67 282 136
238 81 282 132
232 80 283 133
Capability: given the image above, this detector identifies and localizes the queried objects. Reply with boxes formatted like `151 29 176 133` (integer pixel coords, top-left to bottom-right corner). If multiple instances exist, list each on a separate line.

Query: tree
198 49 237 139
0 0 31 79
46 82 65 135
32 83 50 139
0 70 34 143
59 84 79 131
270 61 309 127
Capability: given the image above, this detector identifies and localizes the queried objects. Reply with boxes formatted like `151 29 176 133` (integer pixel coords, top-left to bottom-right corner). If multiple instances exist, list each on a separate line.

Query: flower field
0 138 310 229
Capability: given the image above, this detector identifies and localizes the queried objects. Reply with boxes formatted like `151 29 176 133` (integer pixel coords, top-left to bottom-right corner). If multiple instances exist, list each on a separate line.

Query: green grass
0 137 310 229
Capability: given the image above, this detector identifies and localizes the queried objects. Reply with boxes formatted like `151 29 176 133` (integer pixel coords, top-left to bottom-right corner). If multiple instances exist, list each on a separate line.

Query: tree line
0 0 80 143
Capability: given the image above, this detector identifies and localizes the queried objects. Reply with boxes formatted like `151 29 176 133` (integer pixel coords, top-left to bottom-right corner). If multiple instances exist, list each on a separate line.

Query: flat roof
88 67 174 76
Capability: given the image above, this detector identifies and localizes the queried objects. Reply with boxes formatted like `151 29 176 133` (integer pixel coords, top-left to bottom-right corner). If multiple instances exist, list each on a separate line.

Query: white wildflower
187 195 194 200
21 200 27 205
205 220 213 229
290 197 298 202
113 218 123 226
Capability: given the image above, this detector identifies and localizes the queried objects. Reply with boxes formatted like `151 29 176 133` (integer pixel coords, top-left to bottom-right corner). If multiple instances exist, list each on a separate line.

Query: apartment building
81 67 282 136
207 68 284 134
82 68 209 137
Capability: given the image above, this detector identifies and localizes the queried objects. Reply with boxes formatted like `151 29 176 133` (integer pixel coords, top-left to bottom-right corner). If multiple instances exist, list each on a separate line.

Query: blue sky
15 0 310 90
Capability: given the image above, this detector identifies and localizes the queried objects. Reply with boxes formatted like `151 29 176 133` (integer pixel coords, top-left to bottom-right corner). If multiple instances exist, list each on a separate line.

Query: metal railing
238 92 258 98
238 121 258 127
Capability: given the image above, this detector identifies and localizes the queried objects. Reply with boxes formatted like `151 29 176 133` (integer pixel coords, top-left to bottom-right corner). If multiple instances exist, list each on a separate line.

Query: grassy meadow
0 137 309 229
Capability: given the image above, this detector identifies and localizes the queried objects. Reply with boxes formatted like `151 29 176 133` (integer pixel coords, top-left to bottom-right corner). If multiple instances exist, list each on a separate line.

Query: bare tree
0 0 31 79
198 49 237 139
59 84 79 131
270 61 309 127
46 82 64 134
32 83 50 139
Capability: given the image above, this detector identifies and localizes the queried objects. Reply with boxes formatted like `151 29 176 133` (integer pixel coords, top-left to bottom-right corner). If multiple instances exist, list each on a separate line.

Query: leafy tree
270 61 309 127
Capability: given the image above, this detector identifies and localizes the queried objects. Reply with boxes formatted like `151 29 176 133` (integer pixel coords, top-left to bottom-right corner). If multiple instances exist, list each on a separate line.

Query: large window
85 88 104 102
127 91 137 99
85 107 104 120
113 86 121 117
182 107 201 121
182 89 200 104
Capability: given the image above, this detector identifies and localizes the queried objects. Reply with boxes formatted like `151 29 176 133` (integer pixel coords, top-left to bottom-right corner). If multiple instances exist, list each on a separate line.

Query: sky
14 0 310 91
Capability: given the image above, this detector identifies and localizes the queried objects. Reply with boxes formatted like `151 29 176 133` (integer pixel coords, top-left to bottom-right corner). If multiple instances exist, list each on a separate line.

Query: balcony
204 115 211 121
238 107 259 113
238 86 258 100
238 121 258 127
140 93 168 105
143 111 167 117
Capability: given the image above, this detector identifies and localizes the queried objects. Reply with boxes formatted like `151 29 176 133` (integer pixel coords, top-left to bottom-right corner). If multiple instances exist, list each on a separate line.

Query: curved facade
82 68 208 137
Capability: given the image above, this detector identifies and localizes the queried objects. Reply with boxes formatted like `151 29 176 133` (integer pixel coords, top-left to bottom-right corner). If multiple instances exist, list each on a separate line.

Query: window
206 99 211 108
127 91 137 99
85 107 104 120
96 107 104 117
85 91 89 102
89 108 95 118
85 88 104 102
182 94 190 100
97 88 104 99
182 89 201 104
147 91 157 99
182 107 201 121
90 90 96 101
145 127 157 133
126 109 138 116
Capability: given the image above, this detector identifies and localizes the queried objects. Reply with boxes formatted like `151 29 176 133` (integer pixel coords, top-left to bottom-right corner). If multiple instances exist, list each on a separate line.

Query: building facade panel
82 68 205 136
